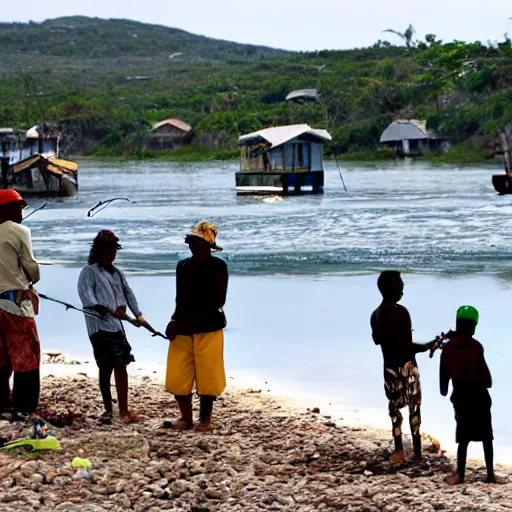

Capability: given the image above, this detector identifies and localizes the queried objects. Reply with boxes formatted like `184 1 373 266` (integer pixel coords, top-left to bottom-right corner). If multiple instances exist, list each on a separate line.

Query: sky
2 0 511 51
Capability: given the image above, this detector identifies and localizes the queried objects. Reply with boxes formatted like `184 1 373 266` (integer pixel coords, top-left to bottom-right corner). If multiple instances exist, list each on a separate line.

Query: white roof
380 119 440 142
285 89 320 101
238 124 331 148
26 125 40 138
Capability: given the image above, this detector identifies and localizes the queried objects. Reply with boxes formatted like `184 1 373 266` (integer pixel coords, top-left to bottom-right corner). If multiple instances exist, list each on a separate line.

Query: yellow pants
165 330 226 396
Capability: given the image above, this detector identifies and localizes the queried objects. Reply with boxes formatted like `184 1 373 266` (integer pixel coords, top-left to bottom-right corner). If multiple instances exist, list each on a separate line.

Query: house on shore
149 118 192 149
380 119 445 156
236 123 331 195
285 89 320 104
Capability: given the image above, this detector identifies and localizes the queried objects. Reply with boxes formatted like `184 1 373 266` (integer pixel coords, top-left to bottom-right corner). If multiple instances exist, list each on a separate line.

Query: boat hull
235 171 324 196
3 155 79 197
492 174 512 194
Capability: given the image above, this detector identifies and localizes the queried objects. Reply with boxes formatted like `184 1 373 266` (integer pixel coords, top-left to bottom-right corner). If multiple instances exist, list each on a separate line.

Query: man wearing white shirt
0 189 41 413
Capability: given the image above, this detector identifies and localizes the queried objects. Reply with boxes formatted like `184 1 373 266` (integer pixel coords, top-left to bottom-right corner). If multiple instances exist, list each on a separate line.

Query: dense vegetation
0 17 511 160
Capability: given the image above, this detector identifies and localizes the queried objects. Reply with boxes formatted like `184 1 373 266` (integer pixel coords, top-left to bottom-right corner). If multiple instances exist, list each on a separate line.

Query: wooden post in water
499 124 512 175
1 156 9 189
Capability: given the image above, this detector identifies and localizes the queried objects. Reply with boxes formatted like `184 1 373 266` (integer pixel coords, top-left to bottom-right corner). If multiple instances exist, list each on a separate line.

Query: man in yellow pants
165 221 228 431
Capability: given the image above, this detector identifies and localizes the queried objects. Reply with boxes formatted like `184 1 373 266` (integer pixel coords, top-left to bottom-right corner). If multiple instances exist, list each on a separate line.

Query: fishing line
334 155 348 193
23 202 47 220
87 198 134 217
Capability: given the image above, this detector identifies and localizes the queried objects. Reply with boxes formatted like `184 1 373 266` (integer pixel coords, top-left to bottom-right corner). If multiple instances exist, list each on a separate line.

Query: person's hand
112 305 127 319
135 314 153 331
427 340 438 350
165 320 179 341
93 304 110 317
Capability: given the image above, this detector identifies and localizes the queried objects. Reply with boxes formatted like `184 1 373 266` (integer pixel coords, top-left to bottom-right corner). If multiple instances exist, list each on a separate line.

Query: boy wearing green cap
440 306 496 484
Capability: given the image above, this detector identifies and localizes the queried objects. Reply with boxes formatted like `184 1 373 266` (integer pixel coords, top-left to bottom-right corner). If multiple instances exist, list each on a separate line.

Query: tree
383 24 416 48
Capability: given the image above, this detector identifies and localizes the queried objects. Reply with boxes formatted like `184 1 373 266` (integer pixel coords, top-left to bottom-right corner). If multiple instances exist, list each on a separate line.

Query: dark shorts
89 330 135 369
452 388 493 443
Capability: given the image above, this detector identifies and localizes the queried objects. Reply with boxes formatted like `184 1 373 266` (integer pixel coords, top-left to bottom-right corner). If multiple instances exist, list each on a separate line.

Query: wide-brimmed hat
92 230 122 250
185 221 223 252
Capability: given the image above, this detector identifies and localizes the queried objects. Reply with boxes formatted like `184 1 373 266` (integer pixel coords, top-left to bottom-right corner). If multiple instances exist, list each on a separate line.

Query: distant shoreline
73 146 494 165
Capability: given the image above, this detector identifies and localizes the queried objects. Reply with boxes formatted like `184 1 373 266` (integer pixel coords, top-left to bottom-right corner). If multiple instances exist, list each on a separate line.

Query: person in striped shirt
78 230 147 422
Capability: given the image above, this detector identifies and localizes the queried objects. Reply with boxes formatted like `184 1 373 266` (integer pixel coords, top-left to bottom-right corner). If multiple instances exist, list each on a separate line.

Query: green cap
456 305 479 324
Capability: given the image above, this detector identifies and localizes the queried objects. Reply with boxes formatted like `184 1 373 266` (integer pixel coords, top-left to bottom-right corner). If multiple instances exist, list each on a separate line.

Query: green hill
0 17 511 161
0 16 290 65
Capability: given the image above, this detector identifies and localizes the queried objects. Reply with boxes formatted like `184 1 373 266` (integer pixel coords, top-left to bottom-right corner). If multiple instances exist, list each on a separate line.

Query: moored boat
0 125 78 197
236 124 331 196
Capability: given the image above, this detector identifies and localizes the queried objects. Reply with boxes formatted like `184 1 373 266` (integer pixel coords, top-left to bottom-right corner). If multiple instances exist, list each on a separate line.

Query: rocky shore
0 373 510 511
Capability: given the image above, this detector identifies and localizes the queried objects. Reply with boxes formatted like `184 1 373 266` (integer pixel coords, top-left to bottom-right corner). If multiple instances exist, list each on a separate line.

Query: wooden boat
0 126 78 197
236 124 331 195
492 125 512 195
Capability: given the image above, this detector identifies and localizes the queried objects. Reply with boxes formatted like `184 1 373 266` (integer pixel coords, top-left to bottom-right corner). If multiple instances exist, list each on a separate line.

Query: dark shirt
440 335 492 401
173 256 228 335
370 302 416 368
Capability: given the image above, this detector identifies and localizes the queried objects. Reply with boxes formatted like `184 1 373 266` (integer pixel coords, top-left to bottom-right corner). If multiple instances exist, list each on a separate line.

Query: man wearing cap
371 270 436 465
165 221 228 431
440 306 496 484
78 230 148 422
0 190 41 413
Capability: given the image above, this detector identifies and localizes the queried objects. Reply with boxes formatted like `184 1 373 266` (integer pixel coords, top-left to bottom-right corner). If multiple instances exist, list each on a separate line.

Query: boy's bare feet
390 450 406 467
194 421 212 433
485 474 507 484
171 418 193 430
120 411 142 423
444 472 463 485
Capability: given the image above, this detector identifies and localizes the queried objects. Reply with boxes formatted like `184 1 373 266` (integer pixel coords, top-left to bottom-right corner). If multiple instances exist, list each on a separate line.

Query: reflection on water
25 158 510 276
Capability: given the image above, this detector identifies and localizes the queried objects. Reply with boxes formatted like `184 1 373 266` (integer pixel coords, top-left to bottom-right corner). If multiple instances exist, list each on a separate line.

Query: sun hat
185 221 223 252
456 305 479 324
0 189 27 208
92 230 122 250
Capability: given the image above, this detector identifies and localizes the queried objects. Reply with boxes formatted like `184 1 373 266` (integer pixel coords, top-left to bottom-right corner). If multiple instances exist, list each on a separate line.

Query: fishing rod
87 198 134 218
333 155 348 193
23 202 47 220
38 293 168 339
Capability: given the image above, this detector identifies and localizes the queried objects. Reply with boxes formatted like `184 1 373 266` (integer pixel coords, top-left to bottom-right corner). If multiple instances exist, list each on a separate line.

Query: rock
20 460 39 478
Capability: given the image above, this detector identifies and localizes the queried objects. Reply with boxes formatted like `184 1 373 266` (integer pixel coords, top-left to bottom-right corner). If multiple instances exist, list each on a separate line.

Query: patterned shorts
384 361 422 410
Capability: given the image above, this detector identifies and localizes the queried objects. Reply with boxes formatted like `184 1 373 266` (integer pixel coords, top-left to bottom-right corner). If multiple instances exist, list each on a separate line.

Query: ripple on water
25 159 510 276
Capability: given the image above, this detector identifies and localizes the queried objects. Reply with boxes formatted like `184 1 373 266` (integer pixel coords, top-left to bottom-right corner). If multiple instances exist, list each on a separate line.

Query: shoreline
0 361 510 511
39 357 502 469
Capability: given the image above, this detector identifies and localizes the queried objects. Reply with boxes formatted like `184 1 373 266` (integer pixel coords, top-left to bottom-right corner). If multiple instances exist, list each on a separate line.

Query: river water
25 158 512 462
26 158 512 276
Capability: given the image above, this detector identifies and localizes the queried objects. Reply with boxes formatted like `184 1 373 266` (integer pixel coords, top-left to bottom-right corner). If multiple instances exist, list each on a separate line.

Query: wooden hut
150 118 192 149
380 119 445 156
236 124 331 195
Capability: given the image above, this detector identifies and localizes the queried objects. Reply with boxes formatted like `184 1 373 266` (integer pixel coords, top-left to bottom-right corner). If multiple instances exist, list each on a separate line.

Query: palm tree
383 24 416 48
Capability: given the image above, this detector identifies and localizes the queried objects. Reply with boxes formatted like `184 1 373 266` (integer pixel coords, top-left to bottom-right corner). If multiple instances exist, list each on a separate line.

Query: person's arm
440 350 450 396
18 225 40 285
171 261 184 320
77 266 110 316
119 270 142 318
387 306 434 354
479 347 492 388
